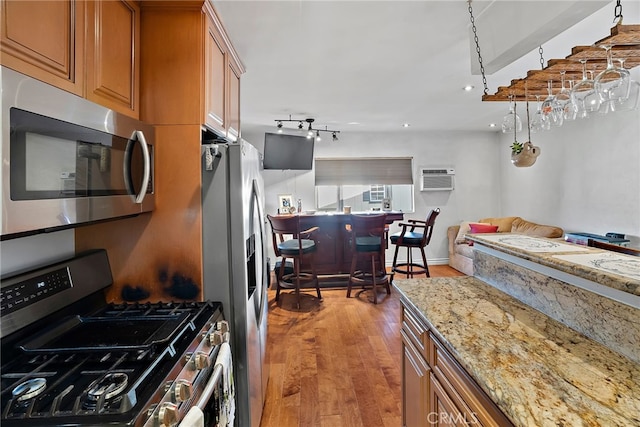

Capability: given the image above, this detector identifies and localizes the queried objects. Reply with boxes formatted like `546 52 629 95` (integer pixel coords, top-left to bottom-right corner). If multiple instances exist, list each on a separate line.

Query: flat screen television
263 132 315 170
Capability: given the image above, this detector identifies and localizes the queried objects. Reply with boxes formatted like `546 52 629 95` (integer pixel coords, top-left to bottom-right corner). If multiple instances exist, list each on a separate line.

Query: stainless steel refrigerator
201 141 269 427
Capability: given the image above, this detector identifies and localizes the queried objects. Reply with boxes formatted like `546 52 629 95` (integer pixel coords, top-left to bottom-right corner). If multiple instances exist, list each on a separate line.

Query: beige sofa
447 216 564 275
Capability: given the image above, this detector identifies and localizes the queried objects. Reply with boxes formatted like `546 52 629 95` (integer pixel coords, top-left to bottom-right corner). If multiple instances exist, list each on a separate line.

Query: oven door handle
181 363 223 427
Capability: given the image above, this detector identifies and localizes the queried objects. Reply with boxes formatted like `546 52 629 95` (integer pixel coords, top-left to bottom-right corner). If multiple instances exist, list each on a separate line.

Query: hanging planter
511 141 541 167
509 94 541 167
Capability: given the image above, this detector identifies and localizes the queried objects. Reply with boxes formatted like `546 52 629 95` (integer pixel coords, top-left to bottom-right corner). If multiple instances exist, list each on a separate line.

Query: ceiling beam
469 0 610 75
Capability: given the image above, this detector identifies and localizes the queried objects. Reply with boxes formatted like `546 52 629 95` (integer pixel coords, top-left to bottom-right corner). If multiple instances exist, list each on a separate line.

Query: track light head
298 121 303 129
332 132 338 141
316 130 321 141
277 121 283 128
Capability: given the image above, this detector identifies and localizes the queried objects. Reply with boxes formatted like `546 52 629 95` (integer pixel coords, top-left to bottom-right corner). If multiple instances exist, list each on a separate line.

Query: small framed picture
278 194 294 214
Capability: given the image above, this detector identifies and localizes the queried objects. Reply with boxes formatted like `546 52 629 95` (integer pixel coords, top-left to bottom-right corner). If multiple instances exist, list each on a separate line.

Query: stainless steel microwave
1 67 155 239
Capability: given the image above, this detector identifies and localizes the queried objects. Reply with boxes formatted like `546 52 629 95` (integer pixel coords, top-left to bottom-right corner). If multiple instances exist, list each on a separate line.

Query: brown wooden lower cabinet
401 300 515 427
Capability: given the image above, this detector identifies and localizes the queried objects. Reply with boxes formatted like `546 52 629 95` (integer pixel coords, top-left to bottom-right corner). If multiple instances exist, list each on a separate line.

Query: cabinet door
429 374 472 427
227 60 241 141
0 0 84 95
402 330 429 427
204 16 227 134
86 0 140 118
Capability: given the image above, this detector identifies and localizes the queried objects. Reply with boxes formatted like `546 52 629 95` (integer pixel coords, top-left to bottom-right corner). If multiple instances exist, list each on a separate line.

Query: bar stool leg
276 257 286 302
371 255 378 304
420 247 430 277
347 253 358 298
392 244 400 274
294 259 301 309
312 257 322 300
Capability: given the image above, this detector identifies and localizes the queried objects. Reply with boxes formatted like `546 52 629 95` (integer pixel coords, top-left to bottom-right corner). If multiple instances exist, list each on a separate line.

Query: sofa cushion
454 221 491 244
511 217 563 238
478 216 519 232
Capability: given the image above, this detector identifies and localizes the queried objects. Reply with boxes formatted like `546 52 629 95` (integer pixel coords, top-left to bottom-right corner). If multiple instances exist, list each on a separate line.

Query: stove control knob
156 402 178 427
194 351 211 370
210 331 224 346
217 320 229 333
174 379 193 403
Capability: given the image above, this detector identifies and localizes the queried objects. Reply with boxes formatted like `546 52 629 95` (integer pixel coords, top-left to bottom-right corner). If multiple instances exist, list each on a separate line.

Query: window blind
315 157 413 185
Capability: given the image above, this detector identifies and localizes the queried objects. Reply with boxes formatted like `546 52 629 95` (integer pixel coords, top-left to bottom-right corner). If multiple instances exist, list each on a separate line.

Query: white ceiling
212 1 633 135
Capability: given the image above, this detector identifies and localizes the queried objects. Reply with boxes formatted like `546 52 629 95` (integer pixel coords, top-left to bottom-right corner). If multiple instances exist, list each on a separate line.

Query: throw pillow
455 221 491 244
469 223 499 234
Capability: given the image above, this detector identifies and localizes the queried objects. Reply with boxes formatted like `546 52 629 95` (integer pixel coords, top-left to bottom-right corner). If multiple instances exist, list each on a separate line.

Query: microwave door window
23 132 77 197
75 140 127 197
10 108 135 200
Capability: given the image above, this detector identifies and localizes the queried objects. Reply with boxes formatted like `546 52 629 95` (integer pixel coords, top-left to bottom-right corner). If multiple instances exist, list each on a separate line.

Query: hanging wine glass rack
482 24 640 102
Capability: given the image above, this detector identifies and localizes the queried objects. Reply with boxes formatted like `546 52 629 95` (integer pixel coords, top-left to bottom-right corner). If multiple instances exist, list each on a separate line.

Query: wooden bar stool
346 213 390 304
267 214 322 309
391 208 440 278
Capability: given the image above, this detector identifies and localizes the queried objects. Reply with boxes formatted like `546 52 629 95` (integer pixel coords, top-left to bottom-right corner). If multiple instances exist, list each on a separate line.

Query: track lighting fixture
273 115 341 141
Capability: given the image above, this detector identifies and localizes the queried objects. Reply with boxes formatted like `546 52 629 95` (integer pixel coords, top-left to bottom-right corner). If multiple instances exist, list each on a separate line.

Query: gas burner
87 372 128 401
12 378 47 401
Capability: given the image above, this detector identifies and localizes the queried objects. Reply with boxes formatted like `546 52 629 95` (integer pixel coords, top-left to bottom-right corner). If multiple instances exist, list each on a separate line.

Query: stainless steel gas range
0 249 230 426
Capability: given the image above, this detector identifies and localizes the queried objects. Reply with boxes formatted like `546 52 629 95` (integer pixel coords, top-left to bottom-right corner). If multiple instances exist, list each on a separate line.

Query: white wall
242 127 502 264
498 78 640 247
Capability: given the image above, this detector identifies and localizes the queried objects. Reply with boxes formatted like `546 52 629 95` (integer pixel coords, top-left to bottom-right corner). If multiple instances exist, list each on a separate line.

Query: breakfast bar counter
394 276 640 427
466 233 640 297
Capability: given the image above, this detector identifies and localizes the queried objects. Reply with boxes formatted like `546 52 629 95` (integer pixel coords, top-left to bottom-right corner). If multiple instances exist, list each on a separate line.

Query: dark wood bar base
272 211 404 287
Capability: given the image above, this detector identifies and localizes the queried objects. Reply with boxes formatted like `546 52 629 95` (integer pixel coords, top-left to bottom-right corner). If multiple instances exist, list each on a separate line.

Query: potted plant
511 141 524 155
510 99 541 167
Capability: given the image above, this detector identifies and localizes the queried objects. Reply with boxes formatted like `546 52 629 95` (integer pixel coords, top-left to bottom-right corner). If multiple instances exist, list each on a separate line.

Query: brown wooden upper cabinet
0 0 85 95
0 0 141 119
141 0 243 139
85 0 140 117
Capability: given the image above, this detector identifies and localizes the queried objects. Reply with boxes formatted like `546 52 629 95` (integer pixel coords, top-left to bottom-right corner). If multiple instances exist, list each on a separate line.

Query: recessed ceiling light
489 123 497 128
347 121 361 125
463 85 474 91
402 123 410 128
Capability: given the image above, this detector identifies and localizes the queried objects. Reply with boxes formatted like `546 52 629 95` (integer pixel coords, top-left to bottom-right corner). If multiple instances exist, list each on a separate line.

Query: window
315 158 414 212
368 184 385 202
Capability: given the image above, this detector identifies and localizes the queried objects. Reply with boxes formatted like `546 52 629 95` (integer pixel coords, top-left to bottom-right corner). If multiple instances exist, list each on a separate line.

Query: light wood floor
259 265 465 427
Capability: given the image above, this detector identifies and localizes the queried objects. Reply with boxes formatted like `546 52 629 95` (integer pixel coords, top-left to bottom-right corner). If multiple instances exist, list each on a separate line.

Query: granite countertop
394 277 640 427
467 233 640 297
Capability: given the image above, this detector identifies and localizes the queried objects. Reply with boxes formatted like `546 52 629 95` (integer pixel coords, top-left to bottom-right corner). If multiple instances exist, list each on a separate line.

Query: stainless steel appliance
201 141 269 427
0 249 229 427
1 67 155 240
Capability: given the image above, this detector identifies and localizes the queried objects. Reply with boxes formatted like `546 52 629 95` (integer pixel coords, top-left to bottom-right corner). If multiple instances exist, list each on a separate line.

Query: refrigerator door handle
250 178 268 324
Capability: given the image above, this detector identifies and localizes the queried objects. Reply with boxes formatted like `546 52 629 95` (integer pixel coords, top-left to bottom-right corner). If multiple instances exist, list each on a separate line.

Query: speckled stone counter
467 233 640 297
467 233 640 364
394 277 640 427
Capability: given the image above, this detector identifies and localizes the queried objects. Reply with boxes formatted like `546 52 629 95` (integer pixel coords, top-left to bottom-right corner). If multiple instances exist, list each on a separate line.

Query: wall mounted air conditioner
420 168 455 191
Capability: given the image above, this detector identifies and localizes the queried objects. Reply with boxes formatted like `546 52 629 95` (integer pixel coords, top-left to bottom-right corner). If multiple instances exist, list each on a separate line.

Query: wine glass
501 96 522 133
529 95 549 133
541 80 563 127
563 80 578 121
554 71 573 122
571 60 599 118
594 44 631 111
615 80 640 112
